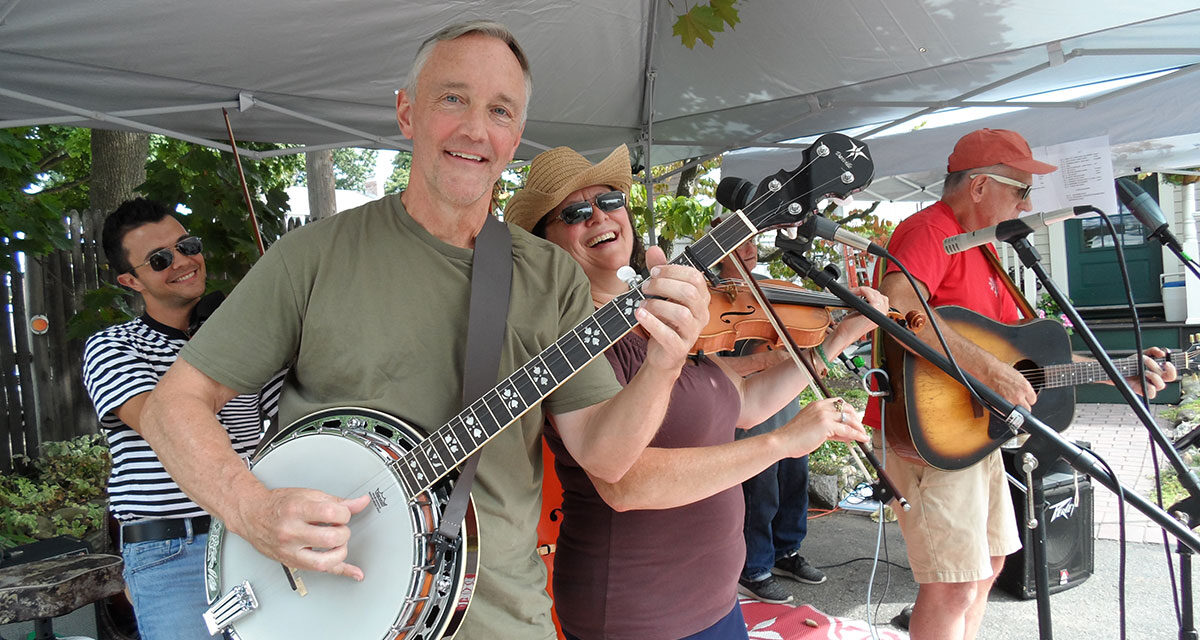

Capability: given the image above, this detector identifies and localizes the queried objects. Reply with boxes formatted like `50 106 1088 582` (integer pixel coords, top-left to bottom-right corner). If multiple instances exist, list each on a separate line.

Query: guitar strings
1018 353 1180 387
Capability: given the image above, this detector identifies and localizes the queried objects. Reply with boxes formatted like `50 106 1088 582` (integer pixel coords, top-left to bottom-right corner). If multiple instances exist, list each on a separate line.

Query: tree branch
38 152 71 173
832 201 880 224
39 177 90 195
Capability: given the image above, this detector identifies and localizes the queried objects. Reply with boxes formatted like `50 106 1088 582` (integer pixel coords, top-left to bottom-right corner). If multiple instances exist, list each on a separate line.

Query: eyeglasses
555 190 627 225
971 173 1033 201
128 236 203 273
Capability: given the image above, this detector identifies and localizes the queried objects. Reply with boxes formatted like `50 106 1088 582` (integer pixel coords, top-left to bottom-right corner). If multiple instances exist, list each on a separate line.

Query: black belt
121 515 211 544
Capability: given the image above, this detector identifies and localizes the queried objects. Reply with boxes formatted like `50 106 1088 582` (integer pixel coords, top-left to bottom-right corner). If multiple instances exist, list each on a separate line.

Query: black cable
1089 445 1129 640
883 251 1004 423
1094 210 1183 628
818 556 911 572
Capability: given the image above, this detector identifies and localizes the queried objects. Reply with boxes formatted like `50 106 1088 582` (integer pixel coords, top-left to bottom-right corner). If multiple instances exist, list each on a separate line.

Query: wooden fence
2 209 114 471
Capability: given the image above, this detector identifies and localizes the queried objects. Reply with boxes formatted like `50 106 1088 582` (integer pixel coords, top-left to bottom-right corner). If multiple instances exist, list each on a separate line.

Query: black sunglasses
556 190 627 225
128 236 203 273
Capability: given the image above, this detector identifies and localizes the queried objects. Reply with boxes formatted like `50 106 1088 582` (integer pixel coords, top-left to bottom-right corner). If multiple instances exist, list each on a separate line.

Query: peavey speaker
998 452 1094 599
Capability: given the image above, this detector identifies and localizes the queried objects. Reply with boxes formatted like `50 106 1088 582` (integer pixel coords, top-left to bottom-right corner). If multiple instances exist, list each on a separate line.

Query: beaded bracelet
815 344 835 371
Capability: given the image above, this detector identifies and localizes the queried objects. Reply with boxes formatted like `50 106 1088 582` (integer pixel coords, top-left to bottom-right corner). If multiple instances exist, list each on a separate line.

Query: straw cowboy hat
505 144 632 232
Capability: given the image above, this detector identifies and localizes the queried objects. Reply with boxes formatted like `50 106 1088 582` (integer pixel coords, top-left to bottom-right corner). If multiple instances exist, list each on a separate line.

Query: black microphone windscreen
716 177 755 211
1116 177 1168 231
188 290 226 335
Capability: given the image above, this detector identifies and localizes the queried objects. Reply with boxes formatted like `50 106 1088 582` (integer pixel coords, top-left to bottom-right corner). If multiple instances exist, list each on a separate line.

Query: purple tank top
544 331 745 639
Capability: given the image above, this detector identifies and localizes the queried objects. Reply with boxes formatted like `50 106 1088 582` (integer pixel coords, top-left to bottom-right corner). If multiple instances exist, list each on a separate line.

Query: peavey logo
1048 495 1077 522
369 488 388 514
835 141 869 169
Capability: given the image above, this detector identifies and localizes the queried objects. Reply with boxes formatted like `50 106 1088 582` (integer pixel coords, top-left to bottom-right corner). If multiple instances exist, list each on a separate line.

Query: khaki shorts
876 443 1022 584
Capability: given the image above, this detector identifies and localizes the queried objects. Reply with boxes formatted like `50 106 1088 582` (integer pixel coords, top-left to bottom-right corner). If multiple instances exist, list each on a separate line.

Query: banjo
201 133 874 640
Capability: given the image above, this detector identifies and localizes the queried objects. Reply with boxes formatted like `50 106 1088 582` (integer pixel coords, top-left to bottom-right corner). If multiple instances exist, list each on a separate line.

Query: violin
694 277 928 356
694 279 841 354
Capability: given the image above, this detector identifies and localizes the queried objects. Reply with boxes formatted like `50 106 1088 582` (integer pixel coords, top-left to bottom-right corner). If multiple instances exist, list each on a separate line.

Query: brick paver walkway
1066 403 1179 544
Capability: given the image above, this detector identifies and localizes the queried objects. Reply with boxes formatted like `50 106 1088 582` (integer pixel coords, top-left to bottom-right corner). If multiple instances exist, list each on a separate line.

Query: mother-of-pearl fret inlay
500 386 520 411
620 297 637 317
391 212 760 497
580 325 603 347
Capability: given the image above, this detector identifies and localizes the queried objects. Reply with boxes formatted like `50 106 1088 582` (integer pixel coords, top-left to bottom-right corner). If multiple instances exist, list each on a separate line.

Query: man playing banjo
139 20 709 639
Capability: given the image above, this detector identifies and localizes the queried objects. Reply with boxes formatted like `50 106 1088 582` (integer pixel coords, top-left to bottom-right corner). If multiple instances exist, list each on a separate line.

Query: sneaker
772 555 826 584
892 604 915 630
737 575 794 604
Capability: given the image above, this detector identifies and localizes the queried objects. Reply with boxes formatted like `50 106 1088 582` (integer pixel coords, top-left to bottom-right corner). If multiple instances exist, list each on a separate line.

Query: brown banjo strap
981 247 1037 320
436 214 513 545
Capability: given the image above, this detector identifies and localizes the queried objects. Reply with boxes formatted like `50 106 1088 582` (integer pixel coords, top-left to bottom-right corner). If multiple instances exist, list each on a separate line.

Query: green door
1064 178 1163 309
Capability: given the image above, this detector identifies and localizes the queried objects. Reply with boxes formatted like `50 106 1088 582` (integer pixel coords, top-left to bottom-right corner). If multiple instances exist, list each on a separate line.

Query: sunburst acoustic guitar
880 305 1195 471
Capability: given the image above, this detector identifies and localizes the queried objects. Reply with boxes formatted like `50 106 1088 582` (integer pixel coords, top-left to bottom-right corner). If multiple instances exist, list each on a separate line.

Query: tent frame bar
0 101 241 129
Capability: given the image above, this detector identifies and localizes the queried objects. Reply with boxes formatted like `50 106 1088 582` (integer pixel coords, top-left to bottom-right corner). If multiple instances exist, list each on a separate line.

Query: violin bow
725 255 909 511
223 108 267 257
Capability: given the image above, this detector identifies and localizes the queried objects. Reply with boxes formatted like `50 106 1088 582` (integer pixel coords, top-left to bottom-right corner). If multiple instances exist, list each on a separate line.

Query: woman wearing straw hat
506 144 882 640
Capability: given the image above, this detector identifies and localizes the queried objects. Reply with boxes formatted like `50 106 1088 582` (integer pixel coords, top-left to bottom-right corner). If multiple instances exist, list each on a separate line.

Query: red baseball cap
947 128 1057 174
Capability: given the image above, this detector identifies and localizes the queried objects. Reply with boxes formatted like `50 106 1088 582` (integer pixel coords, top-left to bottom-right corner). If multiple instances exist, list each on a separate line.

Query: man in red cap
865 128 1173 639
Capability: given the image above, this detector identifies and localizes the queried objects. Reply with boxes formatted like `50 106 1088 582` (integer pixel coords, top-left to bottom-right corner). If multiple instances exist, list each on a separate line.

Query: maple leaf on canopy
673 4 724 49
710 0 741 30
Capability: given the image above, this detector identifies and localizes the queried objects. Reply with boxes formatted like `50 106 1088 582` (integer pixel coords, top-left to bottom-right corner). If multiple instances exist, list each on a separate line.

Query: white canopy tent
2 1 1199 185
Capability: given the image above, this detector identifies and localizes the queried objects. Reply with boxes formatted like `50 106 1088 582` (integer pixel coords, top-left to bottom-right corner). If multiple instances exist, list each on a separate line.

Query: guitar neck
391 214 760 498
1036 351 1189 390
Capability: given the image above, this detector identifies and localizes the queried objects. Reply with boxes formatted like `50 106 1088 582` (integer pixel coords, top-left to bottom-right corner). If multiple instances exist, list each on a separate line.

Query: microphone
715 177 755 212
943 206 1092 255
798 214 888 258
1116 177 1185 254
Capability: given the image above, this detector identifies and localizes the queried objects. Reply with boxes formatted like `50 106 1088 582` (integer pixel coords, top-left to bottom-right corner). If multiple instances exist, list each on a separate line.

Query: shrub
0 434 110 547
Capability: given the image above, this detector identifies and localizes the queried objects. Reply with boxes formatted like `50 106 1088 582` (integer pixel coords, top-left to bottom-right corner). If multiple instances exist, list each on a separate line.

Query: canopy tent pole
0 86 253 157
857 57 1055 139
247 94 401 148
0 101 241 129
637 0 660 246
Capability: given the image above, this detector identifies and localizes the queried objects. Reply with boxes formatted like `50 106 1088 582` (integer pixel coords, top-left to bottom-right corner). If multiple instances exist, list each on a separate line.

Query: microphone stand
997 227 1200 640
1147 226 1200 282
775 235 1200 640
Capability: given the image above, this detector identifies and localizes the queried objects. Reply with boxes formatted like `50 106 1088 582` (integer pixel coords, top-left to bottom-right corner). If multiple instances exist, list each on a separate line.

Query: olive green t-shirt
181 194 621 639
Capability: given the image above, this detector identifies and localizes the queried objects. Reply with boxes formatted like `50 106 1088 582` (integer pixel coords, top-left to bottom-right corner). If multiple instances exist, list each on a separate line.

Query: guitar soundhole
1014 359 1044 392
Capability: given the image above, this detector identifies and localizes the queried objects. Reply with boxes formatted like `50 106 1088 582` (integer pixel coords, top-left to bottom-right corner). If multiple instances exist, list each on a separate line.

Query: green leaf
673 7 717 49
710 0 740 30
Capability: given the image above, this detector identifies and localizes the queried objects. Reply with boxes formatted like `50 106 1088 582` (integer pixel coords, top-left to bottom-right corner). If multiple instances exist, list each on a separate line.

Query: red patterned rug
740 597 906 640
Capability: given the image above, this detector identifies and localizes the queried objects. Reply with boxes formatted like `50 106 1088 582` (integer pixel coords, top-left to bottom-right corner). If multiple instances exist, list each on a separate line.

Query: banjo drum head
218 430 417 639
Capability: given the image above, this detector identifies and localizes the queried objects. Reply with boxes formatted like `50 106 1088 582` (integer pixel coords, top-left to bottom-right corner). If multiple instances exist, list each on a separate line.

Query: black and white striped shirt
82 315 282 522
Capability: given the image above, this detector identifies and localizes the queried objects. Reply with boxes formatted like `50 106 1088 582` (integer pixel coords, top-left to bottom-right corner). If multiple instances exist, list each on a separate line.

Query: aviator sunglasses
555 190 627 225
128 236 203 274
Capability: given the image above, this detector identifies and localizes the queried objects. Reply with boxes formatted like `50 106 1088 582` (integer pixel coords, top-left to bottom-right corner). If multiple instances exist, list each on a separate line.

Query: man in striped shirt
82 198 279 640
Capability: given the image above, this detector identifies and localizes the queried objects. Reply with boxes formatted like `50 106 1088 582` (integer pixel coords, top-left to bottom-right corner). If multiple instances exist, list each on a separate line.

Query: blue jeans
121 525 213 640
741 454 810 581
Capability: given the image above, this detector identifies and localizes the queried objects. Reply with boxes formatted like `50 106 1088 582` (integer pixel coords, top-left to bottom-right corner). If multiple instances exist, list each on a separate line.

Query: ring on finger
838 412 846 423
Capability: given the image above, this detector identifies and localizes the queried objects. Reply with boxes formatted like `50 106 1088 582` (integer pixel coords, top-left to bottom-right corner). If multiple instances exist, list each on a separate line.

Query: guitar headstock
741 133 875 233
